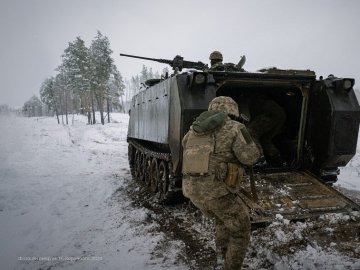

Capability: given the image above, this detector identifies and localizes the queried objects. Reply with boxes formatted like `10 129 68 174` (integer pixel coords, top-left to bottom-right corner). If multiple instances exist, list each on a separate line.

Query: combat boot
253 156 268 169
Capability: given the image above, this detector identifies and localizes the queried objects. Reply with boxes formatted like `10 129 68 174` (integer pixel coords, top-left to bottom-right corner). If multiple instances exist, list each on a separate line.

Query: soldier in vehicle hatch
209 50 225 70
182 96 261 270
238 93 287 166
208 51 246 72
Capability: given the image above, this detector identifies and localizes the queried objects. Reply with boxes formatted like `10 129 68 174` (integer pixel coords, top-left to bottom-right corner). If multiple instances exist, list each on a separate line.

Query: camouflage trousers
247 113 285 164
190 193 251 270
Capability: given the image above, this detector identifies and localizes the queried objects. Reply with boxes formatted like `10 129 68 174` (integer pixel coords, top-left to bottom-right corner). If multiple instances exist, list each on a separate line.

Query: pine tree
55 65 70 125
40 77 60 123
89 31 113 125
140 65 149 82
38 33 124 124
23 95 43 117
106 65 125 120
130 75 141 96
62 37 92 124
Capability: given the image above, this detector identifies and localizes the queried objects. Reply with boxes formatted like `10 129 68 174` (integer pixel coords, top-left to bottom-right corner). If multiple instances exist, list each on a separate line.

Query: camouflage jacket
209 62 244 72
182 118 260 200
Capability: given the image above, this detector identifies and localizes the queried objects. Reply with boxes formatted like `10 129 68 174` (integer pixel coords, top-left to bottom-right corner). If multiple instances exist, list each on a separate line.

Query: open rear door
306 79 360 171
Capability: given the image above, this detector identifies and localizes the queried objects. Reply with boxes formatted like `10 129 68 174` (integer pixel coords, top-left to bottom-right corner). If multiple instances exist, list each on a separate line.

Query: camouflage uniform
182 96 260 270
209 51 225 71
208 51 245 72
247 94 286 165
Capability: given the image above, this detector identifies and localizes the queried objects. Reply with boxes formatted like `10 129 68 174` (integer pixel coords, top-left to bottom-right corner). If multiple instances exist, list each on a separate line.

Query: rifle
120 53 206 71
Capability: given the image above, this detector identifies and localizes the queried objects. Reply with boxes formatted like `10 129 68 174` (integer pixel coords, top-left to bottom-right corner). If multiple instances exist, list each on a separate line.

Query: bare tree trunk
107 98 110 123
96 84 105 125
80 96 85 115
87 111 91 124
91 89 96 124
72 94 76 124
85 91 91 124
59 91 64 125
65 89 68 125
100 110 104 125
55 107 60 124
96 94 105 125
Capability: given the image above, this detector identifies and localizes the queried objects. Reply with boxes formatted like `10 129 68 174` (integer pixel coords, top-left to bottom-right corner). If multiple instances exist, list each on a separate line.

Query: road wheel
128 145 135 178
150 158 159 193
158 161 169 202
144 156 151 187
134 150 141 181
138 153 146 182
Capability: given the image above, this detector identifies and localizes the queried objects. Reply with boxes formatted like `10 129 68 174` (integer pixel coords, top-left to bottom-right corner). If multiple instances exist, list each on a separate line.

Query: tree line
0 104 21 115
124 65 170 101
21 31 170 123
38 31 125 125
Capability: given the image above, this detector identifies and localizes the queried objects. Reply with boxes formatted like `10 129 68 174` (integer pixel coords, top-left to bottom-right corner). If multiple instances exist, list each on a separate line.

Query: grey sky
1 0 359 107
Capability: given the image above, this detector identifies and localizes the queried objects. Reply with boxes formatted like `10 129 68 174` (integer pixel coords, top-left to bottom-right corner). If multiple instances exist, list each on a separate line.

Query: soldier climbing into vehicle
238 93 287 167
182 96 261 270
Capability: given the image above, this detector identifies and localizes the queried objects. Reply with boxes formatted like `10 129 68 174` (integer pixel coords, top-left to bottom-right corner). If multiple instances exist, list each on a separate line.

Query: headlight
343 79 352 90
194 73 206 84
332 78 354 93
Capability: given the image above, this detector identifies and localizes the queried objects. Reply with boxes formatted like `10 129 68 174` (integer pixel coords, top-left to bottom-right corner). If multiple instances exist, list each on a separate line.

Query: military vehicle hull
127 69 360 224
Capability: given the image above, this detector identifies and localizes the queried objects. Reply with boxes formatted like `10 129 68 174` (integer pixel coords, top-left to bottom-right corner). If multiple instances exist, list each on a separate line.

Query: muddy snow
0 113 359 270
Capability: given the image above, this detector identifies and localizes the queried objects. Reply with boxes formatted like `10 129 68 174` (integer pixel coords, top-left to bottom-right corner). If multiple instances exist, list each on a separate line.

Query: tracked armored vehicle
123 53 360 225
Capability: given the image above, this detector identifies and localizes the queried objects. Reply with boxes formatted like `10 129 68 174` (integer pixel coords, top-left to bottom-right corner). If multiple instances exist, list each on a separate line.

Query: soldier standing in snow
182 96 261 270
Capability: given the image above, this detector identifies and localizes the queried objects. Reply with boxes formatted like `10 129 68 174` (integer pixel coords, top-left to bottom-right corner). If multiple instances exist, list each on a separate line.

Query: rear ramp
236 171 360 225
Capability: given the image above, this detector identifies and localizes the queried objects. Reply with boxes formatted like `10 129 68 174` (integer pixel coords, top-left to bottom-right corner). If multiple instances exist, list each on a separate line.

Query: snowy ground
0 113 186 270
0 113 359 270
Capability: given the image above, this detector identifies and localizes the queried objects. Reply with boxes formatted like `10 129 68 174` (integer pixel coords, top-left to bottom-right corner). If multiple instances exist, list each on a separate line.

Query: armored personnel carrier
122 53 360 225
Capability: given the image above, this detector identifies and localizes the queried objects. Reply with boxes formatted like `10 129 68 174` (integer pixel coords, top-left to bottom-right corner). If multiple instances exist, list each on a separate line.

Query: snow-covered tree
55 65 71 125
23 95 43 117
38 32 122 124
130 75 141 96
40 77 59 123
89 31 113 125
62 37 93 124
106 65 125 119
140 65 149 82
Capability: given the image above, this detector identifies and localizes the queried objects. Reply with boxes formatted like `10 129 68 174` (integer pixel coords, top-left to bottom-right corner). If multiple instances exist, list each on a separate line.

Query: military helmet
209 51 223 61
208 96 239 117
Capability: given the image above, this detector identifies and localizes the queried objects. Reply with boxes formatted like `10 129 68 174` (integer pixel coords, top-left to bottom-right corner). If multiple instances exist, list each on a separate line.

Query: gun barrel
120 53 174 68
120 53 205 71
120 53 160 62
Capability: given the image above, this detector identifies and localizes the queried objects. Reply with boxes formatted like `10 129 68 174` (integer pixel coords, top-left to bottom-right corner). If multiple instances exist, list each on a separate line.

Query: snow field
0 113 359 270
0 114 187 270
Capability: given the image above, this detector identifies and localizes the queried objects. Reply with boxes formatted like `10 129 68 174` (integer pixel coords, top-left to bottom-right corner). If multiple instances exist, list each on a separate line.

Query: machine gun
120 53 207 72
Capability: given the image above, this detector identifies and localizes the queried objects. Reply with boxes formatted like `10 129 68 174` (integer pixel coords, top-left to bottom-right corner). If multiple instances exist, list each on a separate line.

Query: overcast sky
1 0 359 107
